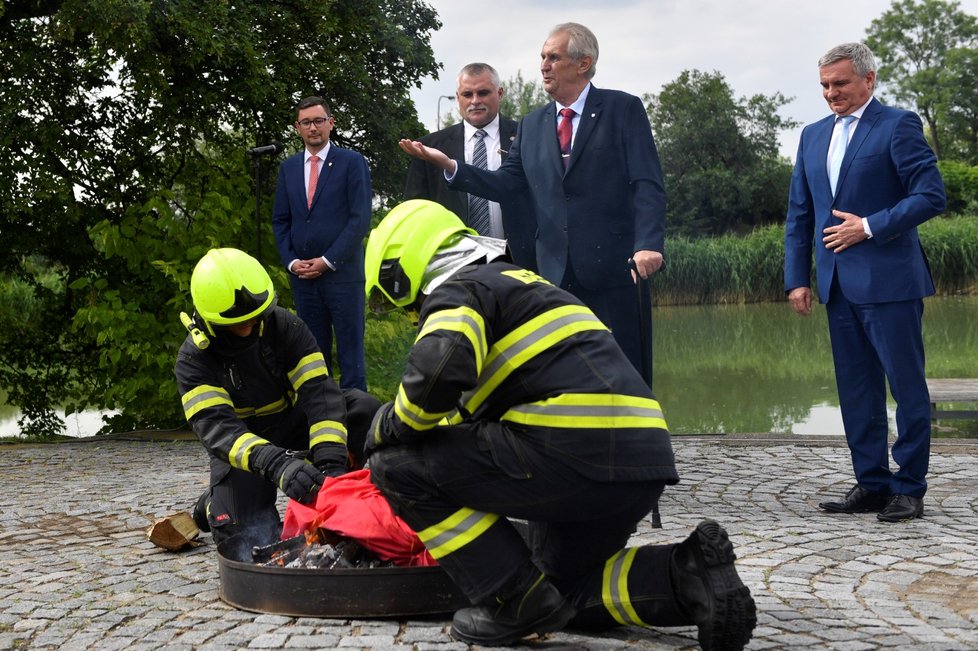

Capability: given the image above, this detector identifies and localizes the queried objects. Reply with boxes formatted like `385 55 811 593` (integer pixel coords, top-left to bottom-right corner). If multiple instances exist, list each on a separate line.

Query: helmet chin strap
421 234 508 295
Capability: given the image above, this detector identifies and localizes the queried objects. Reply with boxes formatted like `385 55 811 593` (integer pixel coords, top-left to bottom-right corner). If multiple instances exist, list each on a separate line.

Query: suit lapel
836 99 881 194
308 146 335 211
447 122 465 160
539 102 562 176
812 117 835 197
567 87 601 174
500 121 517 161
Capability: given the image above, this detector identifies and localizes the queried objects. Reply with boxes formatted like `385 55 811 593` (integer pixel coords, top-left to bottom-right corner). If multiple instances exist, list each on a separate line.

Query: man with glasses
272 96 372 391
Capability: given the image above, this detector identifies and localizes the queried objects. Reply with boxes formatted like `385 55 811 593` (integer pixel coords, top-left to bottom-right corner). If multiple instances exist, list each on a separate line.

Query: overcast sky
407 0 978 160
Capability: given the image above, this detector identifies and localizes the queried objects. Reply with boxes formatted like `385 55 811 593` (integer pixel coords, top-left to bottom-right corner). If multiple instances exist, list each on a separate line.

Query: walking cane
628 258 662 528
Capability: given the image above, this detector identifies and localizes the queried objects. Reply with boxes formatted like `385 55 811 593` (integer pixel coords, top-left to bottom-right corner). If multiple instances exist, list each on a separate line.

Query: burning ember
251 527 395 570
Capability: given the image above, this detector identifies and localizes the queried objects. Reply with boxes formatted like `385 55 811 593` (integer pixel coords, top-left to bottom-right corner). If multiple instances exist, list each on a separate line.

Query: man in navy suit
272 96 372 391
404 63 536 270
399 23 665 386
784 43 946 522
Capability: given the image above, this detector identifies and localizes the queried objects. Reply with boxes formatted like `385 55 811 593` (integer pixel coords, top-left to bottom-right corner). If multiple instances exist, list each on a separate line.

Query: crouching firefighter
174 248 380 545
362 200 756 650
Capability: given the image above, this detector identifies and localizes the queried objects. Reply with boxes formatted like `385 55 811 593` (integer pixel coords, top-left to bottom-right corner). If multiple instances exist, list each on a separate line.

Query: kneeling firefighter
174 248 379 545
362 200 756 650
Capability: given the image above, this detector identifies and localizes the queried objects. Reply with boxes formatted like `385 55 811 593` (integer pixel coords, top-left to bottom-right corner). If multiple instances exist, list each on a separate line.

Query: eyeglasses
297 117 331 129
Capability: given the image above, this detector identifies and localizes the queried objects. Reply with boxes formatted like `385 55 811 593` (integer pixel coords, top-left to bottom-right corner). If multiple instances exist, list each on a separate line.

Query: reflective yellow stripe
181 384 233 420
394 384 455 432
501 393 668 430
228 433 267 471
602 548 647 626
310 419 347 447
463 305 607 413
288 352 329 391
233 397 289 419
416 306 488 376
417 508 500 559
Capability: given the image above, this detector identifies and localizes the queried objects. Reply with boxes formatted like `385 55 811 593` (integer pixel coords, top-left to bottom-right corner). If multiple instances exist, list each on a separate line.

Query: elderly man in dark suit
403 63 535 271
399 23 665 386
784 43 946 522
272 96 372 391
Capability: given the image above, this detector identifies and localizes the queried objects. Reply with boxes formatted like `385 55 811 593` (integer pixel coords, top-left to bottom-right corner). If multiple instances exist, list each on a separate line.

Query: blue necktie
468 129 491 235
829 115 855 196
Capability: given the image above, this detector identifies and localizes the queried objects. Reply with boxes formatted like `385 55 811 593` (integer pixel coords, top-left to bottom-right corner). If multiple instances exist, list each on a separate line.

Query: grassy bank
653 214 978 305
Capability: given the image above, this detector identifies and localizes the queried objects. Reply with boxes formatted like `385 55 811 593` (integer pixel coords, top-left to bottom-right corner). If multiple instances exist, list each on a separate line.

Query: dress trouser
368 420 689 627
825 277 931 497
200 388 380 544
290 276 367 391
560 264 652 387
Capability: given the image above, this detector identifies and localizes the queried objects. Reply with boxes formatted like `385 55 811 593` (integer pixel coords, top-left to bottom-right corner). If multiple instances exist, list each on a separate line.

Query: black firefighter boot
192 490 211 533
451 570 577 646
670 520 756 651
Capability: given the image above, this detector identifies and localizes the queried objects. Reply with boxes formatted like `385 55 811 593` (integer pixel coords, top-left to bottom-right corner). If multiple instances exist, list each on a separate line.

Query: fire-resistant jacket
380 262 678 483
174 306 349 474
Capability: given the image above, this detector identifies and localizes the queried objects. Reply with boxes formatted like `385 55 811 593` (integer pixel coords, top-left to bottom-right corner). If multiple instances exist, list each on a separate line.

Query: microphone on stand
247 141 284 156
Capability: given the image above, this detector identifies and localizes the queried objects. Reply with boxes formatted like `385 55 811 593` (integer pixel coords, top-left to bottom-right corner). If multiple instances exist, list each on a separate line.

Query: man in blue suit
272 96 372 391
399 23 665 387
784 43 946 522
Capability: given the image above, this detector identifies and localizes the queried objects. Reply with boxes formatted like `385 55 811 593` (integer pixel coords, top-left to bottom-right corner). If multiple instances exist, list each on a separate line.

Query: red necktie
307 155 320 208
557 108 574 168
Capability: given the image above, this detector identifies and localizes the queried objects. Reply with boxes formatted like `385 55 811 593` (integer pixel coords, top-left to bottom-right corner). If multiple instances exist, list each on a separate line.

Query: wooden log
147 512 202 551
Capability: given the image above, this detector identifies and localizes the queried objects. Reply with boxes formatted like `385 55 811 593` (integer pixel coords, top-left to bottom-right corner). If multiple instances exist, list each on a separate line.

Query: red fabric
281 468 436 567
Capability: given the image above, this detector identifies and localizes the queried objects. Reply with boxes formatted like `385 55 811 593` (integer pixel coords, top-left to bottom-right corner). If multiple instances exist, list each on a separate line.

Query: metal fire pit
216 531 469 618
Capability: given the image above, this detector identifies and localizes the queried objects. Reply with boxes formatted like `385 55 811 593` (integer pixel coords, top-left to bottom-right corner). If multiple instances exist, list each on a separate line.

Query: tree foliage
865 0 978 160
499 71 550 120
0 0 441 436
646 70 798 237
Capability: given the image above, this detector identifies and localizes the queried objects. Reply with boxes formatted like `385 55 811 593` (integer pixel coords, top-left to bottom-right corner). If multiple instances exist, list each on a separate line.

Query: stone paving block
248 632 289 647
2 438 977 650
283 633 342 648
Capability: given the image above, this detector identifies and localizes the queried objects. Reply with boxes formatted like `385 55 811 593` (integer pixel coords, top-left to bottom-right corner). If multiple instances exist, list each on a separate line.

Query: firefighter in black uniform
362 200 756 650
175 248 379 545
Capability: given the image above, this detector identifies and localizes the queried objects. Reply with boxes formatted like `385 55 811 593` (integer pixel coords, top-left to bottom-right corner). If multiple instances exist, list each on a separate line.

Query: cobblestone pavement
1 434 976 650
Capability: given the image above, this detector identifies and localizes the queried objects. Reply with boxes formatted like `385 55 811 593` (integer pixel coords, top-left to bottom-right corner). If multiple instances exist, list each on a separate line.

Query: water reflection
653 296 978 436
1 297 975 438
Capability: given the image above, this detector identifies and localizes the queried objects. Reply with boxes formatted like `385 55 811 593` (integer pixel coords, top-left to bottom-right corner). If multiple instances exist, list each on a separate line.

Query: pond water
2 296 976 438
652 295 978 436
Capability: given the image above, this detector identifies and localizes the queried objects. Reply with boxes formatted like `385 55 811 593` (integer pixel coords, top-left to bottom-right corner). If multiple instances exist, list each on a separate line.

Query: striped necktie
468 129 491 235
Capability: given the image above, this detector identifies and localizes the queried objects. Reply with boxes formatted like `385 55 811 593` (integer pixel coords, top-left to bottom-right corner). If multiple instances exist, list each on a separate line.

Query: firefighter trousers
368 420 689 627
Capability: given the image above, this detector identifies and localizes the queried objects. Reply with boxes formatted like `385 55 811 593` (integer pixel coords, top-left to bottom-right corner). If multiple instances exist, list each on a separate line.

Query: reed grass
653 214 978 305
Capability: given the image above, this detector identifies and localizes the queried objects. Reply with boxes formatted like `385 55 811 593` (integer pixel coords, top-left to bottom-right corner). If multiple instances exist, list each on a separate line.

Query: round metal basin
216 532 469 618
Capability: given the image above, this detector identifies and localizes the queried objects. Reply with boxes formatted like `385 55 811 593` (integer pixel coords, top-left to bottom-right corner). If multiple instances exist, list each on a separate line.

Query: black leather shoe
450 574 576 646
819 485 888 513
670 520 756 651
877 494 923 522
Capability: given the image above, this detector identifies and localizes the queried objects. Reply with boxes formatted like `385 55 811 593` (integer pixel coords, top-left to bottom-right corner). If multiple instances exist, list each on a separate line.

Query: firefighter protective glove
253 445 325 504
363 401 399 460
310 441 350 478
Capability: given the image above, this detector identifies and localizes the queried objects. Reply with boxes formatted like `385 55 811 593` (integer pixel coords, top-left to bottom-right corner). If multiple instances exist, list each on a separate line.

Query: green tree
865 0 978 159
939 47 978 163
646 70 798 237
499 71 550 120
0 0 440 437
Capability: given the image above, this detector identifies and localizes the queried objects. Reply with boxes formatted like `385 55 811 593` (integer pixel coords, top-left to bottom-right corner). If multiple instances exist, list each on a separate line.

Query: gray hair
550 22 599 79
818 43 877 80
456 62 501 88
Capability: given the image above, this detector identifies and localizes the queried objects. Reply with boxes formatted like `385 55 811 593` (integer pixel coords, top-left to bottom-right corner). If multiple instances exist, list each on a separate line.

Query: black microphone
247 141 284 156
